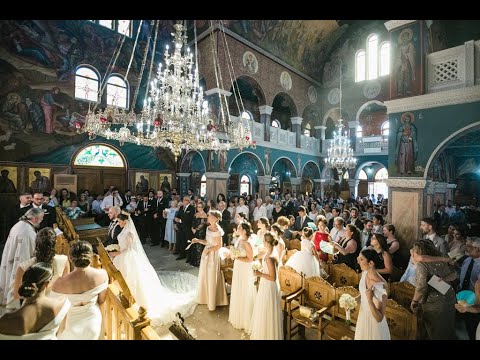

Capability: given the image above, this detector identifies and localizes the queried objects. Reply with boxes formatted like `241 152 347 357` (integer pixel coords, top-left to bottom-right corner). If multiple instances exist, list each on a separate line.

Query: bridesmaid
249 232 283 340
194 210 229 311
228 222 257 331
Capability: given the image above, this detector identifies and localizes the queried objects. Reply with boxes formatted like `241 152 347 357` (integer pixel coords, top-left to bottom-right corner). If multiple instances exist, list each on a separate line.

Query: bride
110 211 198 327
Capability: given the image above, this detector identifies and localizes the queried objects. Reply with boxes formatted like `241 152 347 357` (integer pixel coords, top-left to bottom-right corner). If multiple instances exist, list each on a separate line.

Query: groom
175 196 195 260
104 206 122 246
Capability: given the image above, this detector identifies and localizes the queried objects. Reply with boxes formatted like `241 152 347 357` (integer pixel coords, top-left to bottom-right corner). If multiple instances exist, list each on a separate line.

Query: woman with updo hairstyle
255 216 271 250
13 227 70 306
228 218 256 331
369 233 393 281
270 223 286 266
249 231 283 340
0 262 71 339
285 226 322 278
354 248 390 340
50 240 108 340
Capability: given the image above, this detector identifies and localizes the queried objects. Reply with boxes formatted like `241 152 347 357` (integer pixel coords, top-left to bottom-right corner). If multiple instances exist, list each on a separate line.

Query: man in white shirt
235 197 249 225
264 196 274 222
253 198 267 222
330 217 346 243
101 188 123 213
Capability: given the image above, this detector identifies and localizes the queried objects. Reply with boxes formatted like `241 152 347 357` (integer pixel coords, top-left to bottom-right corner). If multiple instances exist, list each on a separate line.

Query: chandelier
78 20 231 160
324 62 356 176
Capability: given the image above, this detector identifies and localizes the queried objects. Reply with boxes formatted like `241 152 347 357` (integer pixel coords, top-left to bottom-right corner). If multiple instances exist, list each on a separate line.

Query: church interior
1 19 480 340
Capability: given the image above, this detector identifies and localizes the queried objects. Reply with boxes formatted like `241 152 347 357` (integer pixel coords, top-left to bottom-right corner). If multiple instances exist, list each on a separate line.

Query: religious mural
390 21 424 99
394 112 418 176
0 20 174 163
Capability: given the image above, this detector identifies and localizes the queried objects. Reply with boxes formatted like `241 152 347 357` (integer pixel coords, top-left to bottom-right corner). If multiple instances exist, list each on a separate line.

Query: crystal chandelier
324 62 356 176
78 20 230 160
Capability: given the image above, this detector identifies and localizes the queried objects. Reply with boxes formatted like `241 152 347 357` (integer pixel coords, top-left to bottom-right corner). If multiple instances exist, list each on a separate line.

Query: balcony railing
321 135 389 155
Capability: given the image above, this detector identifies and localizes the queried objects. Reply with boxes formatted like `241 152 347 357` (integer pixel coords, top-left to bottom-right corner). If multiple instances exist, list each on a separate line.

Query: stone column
204 88 232 132
348 179 360 199
290 177 302 195
314 125 326 153
176 172 191 197
257 175 272 200
446 183 457 203
313 179 323 199
348 120 359 151
203 172 230 201
385 177 427 268
290 117 303 148
259 105 273 142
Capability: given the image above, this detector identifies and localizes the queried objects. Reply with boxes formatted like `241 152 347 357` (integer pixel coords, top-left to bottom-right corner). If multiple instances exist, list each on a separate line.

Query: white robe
0 220 37 309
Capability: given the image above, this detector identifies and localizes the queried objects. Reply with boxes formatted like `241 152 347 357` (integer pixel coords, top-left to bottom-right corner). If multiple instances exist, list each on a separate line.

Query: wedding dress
112 215 198 327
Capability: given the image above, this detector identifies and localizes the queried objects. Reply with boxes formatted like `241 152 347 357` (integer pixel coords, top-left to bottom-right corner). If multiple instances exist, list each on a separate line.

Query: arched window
202 100 209 116
375 168 388 181
106 75 128 109
73 144 125 167
367 34 378 80
75 66 99 102
374 167 388 199
271 119 280 128
356 125 363 138
200 174 207 198
381 121 390 136
379 42 390 76
99 20 113 29
355 50 366 82
241 111 252 121
343 171 350 180
358 169 368 180
304 123 311 137
240 175 250 196
118 20 132 36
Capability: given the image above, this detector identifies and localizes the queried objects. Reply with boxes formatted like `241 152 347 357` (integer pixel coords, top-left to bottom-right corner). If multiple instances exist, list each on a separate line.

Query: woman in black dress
189 201 208 267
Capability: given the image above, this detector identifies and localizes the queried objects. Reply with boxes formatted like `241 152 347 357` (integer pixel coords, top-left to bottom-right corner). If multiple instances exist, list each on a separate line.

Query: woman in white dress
228 222 257 331
163 199 179 252
51 241 108 340
284 227 321 278
194 210 229 311
12 228 69 307
271 224 286 266
354 248 390 340
111 211 198 326
0 262 71 340
249 232 283 340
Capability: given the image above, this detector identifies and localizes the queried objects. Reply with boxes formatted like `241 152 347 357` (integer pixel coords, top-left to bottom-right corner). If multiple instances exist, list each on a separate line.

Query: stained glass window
106 75 128 109
200 174 207 198
74 145 125 167
99 20 113 29
75 66 99 102
380 42 390 76
240 175 250 195
118 20 131 36
367 34 378 80
355 50 366 82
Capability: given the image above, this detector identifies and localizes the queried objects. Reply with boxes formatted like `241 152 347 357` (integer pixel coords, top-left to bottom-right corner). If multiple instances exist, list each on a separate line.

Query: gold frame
158 173 173 193
0 165 18 193
28 167 52 193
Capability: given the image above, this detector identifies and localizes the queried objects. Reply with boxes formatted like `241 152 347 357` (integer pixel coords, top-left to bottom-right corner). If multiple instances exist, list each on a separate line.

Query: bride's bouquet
228 245 241 260
251 260 262 286
339 293 357 325
105 244 120 252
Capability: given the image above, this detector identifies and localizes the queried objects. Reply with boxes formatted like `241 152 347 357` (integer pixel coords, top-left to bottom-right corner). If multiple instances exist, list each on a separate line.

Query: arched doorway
301 161 321 195
180 150 206 196
271 92 298 130
72 143 127 195
271 157 297 194
228 152 265 198
228 76 266 121
354 161 388 199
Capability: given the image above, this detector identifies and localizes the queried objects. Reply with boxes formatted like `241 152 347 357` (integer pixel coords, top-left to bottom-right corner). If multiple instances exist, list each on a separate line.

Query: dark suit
151 196 168 245
361 230 373 248
136 200 152 242
283 200 294 217
120 195 131 210
34 204 56 230
104 220 121 246
349 217 364 231
293 215 313 239
177 203 195 259
10 204 32 227
219 209 231 245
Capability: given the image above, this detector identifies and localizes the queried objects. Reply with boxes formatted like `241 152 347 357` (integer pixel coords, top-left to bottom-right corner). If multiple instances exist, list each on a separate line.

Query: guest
382 224 399 255
0 208 45 308
10 192 32 228
455 279 480 340
51 241 108 340
399 249 417 286
216 193 226 204
360 219 373 249
126 196 138 214
58 188 76 209
194 210 228 311
189 201 208 267
348 207 364 230
65 200 85 220
205 199 216 213
271 200 286 224
369 233 393 281
332 224 360 270
235 197 249 225
420 217 448 256
77 193 90 214
228 222 256 331
0 263 71 339
313 218 332 263
175 196 195 260
354 248 390 340
163 199 179 252
330 217 346 243
48 188 59 207
31 192 56 230
444 224 456 245
249 232 283 340
285 227 321 278
372 215 383 234
13 228 69 308
290 206 313 240
410 239 457 340
227 199 236 224
308 202 319 222
217 201 231 246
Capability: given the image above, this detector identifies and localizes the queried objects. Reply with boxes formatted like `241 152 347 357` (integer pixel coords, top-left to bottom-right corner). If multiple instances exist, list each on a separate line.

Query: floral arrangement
339 293 357 324
252 260 262 286
105 244 120 252
229 246 241 259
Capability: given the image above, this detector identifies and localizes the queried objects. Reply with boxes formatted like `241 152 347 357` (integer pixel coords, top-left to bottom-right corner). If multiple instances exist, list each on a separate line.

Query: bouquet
339 293 357 325
229 246 241 260
105 244 120 252
251 260 262 286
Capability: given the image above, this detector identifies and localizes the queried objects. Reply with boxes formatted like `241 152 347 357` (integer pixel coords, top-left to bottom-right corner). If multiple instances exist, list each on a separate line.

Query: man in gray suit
420 217 448 256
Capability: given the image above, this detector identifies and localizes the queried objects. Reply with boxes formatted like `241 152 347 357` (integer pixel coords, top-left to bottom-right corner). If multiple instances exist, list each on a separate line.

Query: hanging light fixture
324 62 357 176
78 20 229 160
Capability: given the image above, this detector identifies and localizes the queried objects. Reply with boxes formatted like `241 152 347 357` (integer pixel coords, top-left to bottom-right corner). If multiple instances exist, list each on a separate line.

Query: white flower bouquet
230 246 241 259
105 244 120 252
339 293 357 324
251 260 262 286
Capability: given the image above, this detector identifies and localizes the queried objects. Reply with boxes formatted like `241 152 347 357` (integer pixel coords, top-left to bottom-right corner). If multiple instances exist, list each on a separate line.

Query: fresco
0 20 174 163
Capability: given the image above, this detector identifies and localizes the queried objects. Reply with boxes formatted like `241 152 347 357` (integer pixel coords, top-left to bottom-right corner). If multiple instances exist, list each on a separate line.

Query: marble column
314 125 326 153
446 183 457 204
259 105 273 142
176 172 191 197
385 177 427 268
204 88 232 132
204 172 230 201
290 117 303 148
348 120 359 151
257 175 272 199
348 179 360 199
290 177 302 195
314 179 323 199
